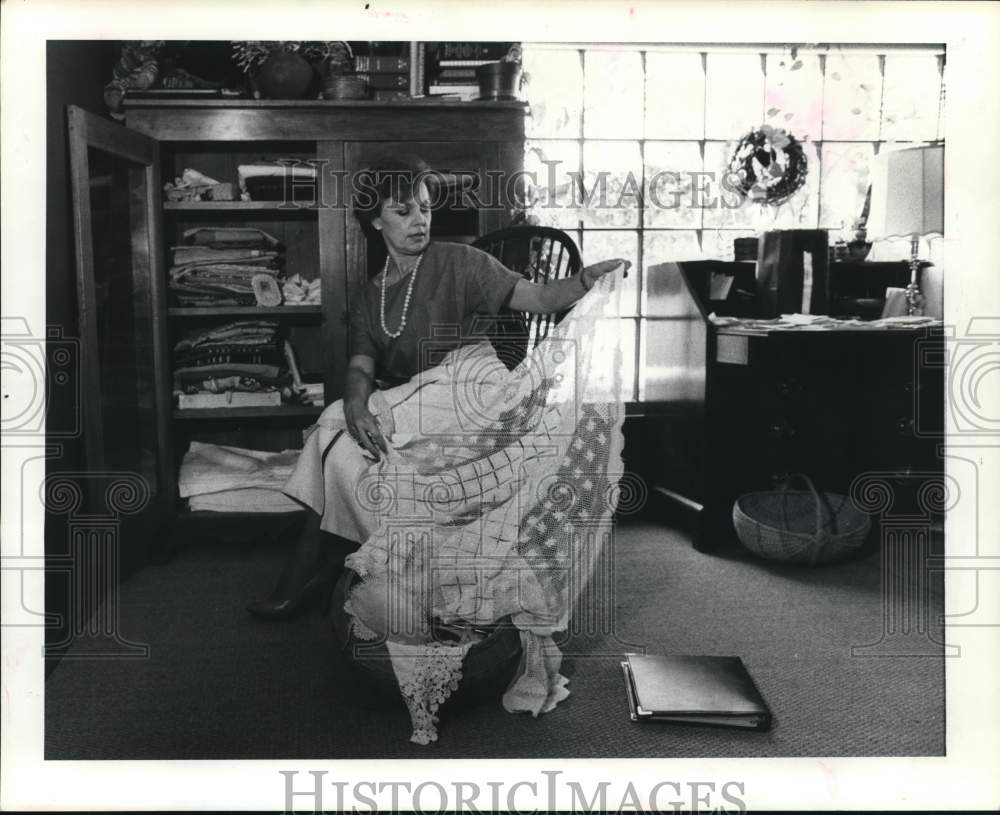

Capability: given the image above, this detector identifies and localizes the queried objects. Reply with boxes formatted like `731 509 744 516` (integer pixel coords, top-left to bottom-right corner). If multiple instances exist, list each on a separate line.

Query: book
428 84 479 99
435 42 515 61
177 391 281 409
437 68 479 81
371 89 411 102
354 55 410 73
366 73 409 90
437 59 493 69
621 653 772 731
409 41 426 97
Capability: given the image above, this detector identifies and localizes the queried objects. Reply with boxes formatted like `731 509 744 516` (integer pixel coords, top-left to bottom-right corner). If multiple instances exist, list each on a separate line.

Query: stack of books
427 42 516 101
354 42 426 100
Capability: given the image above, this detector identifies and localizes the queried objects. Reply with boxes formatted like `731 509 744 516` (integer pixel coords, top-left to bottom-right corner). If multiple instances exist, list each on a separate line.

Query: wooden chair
471 225 582 369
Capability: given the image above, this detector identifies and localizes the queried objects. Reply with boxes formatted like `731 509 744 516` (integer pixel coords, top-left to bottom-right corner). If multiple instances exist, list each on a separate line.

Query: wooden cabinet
698 329 944 548
66 106 175 533
634 262 945 552
70 100 526 521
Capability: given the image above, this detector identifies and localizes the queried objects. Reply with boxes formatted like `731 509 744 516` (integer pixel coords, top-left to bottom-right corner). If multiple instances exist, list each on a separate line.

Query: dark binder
621 653 772 731
755 229 830 318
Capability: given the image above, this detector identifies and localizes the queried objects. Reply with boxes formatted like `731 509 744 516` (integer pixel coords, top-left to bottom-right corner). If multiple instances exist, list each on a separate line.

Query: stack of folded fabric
238 161 318 203
173 319 291 408
179 441 303 513
168 227 283 307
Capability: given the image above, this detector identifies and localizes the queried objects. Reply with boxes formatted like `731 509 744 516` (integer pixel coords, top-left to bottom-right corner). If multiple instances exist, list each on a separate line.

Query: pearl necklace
379 252 423 338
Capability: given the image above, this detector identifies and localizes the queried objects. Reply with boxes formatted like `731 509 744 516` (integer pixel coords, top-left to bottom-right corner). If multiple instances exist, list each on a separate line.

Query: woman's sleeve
348 288 378 359
465 246 527 314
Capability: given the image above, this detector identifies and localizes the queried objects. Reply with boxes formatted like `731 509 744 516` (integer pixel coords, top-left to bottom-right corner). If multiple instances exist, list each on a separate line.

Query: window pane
645 52 704 139
525 140 580 228
819 142 875 231
764 53 823 140
822 53 882 140
702 141 757 229
581 141 641 228
881 54 942 142
644 141 703 228
641 231 701 316
640 317 706 403
581 229 639 317
705 53 764 139
642 229 701 263
524 47 583 139
592 318 636 403
584 50 643 138
701 229 757 261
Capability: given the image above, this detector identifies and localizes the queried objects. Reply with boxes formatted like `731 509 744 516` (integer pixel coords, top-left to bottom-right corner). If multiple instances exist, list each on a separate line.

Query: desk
637 263 945 551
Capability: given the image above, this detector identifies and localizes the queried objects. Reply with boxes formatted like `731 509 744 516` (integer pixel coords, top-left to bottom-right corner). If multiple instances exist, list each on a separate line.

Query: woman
249 155 627 619
249 155 630 742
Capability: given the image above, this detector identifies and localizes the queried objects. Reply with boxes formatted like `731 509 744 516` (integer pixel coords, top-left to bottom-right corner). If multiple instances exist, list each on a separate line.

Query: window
521 44 946 401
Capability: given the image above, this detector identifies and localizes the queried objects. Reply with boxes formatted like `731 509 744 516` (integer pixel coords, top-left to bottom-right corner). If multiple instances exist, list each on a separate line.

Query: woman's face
372 180 432 257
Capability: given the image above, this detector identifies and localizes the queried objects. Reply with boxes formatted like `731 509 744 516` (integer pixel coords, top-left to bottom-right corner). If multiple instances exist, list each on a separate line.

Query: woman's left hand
581 258 631 290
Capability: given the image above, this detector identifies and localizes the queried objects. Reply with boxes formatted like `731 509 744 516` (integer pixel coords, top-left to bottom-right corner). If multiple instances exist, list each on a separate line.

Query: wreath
728 125 808 207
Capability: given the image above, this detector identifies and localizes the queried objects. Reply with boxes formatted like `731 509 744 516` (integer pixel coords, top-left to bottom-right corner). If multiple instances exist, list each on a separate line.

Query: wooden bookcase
68 100 526 525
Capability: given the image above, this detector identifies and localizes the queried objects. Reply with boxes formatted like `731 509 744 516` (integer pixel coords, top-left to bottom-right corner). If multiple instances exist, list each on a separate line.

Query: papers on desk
708 313 941 332
780 313 827 325
874 315 941 325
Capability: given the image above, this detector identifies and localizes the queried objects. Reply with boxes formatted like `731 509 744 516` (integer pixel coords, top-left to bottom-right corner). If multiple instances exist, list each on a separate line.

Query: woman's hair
353 153 436 237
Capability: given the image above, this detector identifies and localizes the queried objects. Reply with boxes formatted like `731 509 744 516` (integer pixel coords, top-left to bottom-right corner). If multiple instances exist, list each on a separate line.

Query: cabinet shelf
163 201 319 212
168 305 321 318
126 98 528 110
173 404 323 420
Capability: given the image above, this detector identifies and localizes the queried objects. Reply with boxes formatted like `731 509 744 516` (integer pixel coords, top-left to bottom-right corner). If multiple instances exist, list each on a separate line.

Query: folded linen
173 363 286 389
172 247 279 264
178 441 301 498
188 487 302 513
183 226 280 248
174 321 279 351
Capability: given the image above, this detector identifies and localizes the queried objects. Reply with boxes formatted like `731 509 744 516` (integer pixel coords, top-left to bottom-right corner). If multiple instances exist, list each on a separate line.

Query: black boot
246 561 337 620
247 512 356 621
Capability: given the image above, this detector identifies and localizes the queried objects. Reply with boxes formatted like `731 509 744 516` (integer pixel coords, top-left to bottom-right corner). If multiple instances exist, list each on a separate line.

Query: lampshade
867 144 944 239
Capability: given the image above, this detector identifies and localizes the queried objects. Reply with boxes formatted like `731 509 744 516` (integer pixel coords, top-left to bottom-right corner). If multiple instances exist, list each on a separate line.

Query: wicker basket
732 474 871 566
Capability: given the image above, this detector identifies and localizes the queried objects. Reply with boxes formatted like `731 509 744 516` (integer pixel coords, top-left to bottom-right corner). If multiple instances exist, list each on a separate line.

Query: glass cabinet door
67 106 173 524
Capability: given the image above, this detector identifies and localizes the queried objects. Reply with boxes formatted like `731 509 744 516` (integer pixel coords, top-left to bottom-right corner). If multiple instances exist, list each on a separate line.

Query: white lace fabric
385 640 472 745
343 267 629 743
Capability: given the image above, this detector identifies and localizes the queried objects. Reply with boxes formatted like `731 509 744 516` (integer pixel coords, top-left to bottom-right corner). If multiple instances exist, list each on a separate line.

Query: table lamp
867 144 944 315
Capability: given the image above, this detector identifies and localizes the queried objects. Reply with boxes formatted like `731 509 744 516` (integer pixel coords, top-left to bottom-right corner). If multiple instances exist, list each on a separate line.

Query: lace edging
385 640 471 744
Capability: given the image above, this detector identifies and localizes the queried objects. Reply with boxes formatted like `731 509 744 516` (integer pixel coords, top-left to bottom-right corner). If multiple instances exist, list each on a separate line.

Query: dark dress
349 241 525 387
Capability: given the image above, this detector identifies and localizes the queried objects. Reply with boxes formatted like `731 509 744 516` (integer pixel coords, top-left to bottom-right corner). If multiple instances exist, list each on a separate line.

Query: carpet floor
45 520 945 758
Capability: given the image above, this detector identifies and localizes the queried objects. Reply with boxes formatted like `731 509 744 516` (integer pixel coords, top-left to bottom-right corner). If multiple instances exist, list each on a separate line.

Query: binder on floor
621 653 772 731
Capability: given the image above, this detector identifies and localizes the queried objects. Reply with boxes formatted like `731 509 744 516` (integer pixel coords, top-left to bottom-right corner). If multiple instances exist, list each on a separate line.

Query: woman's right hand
343 397 388 461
